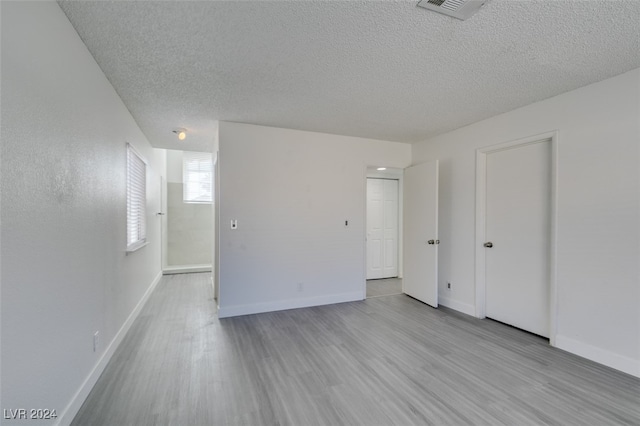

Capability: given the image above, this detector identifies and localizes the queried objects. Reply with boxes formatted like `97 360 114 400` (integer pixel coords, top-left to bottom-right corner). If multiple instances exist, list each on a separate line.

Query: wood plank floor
366 278 402 298
72 273 640 425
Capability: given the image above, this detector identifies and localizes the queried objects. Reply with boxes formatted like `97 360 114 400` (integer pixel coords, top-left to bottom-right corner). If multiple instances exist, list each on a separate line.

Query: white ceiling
58 0 640 152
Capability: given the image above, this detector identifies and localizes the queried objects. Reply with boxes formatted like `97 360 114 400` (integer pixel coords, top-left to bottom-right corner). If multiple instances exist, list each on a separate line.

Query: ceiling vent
417 0 488 21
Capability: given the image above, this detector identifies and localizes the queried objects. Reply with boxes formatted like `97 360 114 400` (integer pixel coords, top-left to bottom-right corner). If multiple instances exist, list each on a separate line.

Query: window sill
126 241 149 254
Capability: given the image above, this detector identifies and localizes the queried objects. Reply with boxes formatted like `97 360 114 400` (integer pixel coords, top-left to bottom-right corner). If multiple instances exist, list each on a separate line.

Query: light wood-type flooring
366 278 402 298
72 273 640 425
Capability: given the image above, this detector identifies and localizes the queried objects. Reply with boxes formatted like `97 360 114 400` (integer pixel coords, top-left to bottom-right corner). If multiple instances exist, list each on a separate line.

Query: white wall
1 2 164 424
412 68 640 377
166 149 184 184
218 122 411 317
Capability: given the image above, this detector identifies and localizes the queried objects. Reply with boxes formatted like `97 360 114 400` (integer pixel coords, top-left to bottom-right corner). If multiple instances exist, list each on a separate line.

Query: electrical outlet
297 282 304 292
93 331 100 352
447 282 451 290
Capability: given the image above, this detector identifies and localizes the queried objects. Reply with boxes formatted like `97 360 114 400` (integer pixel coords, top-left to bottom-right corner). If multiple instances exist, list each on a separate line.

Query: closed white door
366 179 398 279
403 161 439 307
485 140 551 337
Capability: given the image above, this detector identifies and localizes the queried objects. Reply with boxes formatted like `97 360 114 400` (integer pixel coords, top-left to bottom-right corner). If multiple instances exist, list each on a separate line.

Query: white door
160 176 168 271
403 161 439 307
382 179 399 278
485 140 551 337
366 179 398 279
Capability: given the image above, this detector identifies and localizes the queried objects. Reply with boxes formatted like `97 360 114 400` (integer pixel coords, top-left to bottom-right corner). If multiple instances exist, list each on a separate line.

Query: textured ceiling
58 0 640 152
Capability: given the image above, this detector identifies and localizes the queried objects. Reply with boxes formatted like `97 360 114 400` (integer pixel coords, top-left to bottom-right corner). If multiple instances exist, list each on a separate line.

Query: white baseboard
55 271 163 426
438 295 476 316
218 291 363 318
555 334 640 378
163 264 212 274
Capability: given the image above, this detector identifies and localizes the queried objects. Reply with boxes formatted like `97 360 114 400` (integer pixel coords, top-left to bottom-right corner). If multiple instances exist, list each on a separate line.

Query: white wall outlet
93 331 99 352
297 282 304 292
230 219 238 229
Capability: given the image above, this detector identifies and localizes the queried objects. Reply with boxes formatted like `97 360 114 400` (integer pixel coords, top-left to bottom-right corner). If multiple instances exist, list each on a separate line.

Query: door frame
362 166 404 299
474 131 558 345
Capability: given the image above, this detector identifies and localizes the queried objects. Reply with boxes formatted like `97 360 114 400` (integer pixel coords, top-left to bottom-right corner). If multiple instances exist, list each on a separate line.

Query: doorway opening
161 149 215 275
366 277 402 298
365 167 403 298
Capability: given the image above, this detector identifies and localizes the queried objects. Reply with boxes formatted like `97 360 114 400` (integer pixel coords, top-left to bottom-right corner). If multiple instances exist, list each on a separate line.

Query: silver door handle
428 240 439 245
484 242 493 248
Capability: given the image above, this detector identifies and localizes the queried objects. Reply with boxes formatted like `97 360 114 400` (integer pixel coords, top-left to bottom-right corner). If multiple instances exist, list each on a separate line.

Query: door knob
484 242 493 248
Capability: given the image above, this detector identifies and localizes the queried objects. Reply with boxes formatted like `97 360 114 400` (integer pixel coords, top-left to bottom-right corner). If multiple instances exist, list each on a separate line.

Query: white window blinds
183 151 213 203
127 144 146 251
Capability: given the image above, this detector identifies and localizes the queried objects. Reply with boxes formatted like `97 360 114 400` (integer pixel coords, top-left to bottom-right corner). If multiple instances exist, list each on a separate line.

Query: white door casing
367 179 399 279
403 161 439 307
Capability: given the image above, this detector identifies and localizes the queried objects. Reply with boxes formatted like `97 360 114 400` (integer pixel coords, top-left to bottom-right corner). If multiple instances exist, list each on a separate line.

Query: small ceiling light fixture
173 128 187 141
377 167 387 171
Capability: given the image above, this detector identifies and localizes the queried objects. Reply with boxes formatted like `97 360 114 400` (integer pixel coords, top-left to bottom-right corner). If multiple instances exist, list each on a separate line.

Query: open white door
160 176 168 271
403 161 439 307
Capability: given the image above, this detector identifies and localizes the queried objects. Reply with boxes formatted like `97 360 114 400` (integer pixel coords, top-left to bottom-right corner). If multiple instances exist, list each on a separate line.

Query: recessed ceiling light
377 167 387 171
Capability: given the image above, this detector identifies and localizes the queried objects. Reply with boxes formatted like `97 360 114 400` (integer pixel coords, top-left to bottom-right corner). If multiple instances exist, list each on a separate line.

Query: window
126 144 146 251
183 151 213 203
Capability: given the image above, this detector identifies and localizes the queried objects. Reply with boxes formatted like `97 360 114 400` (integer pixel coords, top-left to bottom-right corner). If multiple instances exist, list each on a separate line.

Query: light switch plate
231 219 238 229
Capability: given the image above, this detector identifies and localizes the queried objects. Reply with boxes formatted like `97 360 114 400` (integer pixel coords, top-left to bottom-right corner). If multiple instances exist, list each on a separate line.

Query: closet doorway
365 167 403 298
475 132 557 341
366 178 399 279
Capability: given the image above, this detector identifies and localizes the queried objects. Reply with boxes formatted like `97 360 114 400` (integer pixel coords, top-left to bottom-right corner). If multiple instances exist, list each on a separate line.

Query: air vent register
417 0 488 21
